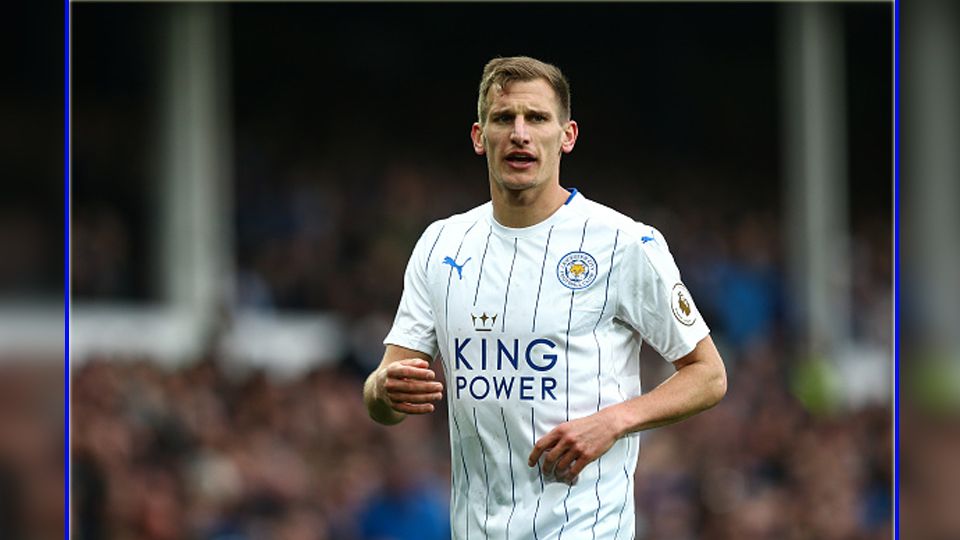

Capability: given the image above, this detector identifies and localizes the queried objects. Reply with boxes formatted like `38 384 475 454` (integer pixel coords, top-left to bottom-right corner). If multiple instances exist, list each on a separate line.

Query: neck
490 181 571 228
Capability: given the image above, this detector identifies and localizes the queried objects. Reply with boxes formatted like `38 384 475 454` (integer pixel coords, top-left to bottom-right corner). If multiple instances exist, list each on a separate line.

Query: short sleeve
383 222 443 358
615 224 710 362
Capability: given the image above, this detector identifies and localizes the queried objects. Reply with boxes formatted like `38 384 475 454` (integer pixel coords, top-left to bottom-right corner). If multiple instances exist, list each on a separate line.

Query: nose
510 117 530 145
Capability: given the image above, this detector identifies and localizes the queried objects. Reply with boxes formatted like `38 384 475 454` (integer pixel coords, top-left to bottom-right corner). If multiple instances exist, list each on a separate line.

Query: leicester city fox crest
557 251 598 290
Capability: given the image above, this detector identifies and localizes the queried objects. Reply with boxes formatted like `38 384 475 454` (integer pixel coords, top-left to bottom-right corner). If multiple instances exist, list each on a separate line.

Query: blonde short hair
477 56 571 124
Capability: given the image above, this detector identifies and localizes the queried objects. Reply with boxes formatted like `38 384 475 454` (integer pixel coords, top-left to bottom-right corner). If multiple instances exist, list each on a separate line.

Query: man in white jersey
363 56 727 540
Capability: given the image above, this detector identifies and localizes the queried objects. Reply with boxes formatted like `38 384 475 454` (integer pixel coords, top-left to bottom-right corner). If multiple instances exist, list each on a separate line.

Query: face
471 79 578 193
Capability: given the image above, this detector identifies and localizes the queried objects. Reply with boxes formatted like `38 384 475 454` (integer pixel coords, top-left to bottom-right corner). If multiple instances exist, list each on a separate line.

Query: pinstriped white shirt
385 190 710 540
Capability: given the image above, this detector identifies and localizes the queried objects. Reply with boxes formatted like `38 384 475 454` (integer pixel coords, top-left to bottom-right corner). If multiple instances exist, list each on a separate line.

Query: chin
499 180 538 192
497 173 541 192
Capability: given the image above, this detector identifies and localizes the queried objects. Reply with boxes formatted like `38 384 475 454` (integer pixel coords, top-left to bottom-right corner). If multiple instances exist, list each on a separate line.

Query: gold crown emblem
471 312 497 332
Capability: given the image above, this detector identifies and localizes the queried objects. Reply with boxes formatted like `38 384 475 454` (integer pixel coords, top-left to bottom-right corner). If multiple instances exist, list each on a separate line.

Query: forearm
605 352 726 437
363 368 406 425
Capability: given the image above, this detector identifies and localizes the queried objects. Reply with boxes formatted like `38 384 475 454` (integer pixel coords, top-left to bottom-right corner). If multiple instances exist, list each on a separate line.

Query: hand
528 411 621 484
376 358 444 415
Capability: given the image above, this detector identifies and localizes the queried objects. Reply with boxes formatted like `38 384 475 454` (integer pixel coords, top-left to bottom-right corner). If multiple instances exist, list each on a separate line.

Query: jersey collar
487 187 584 238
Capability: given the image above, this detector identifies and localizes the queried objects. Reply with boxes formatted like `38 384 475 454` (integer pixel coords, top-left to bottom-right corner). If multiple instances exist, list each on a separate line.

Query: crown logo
471 312 497 332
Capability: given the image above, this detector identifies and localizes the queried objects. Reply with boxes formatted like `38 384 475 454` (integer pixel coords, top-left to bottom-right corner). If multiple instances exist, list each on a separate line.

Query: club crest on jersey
557 251 598 290
671 282 698 326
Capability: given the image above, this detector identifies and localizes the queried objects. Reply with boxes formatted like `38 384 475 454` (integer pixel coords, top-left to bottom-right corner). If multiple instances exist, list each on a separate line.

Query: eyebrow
490 107 553 118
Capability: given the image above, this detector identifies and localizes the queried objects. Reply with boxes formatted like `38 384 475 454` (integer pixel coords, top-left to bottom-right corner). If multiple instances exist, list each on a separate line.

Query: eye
529 113 548 123
492 113 512 123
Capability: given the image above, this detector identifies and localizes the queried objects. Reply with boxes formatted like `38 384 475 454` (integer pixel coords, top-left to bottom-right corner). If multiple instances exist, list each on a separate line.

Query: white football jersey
384 189 709 540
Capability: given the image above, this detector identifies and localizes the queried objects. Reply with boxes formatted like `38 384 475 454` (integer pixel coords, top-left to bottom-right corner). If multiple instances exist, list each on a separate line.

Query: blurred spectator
0 360 64 540
356 441 449 540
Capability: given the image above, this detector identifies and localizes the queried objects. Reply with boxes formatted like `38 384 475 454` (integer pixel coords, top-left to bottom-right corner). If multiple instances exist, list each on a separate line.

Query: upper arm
671 335 723 371
379 344 434 370
383 222 443 358
671 335 727 401
617 225 711 362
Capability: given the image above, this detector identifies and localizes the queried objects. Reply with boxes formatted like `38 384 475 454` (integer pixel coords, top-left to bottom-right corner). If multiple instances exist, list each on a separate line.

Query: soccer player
363 56 727 540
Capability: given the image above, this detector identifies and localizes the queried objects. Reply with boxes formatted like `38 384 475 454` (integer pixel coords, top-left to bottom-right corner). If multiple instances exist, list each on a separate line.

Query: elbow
694 353 726 410
709 362 727 407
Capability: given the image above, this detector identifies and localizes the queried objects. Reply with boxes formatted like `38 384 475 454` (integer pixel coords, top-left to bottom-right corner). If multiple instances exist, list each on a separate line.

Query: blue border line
64 0 71 535
892 0 899 537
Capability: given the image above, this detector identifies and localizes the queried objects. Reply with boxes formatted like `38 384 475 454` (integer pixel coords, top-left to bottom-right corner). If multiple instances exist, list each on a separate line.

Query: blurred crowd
632 345 891 540
72 357 450 540
0 359 64 540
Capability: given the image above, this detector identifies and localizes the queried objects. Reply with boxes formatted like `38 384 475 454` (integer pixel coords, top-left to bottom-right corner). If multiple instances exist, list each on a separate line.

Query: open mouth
505 153 537 163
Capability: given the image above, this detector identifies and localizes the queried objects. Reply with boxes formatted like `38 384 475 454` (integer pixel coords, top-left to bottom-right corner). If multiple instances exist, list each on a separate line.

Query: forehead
487 79 560 113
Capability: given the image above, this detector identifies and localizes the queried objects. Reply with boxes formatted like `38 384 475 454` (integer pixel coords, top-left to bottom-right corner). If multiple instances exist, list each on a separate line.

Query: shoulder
570 196 668 249
427 202 490 233
416 202 491 245
569 197 682 281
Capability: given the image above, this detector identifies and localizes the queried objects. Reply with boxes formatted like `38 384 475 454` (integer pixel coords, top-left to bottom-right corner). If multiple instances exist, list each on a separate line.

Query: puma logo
641 228 657 244
443 256 472 280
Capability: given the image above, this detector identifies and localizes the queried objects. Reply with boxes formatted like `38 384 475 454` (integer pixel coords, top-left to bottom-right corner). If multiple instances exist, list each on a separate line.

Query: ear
471 123 485 155
561 120 578 154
